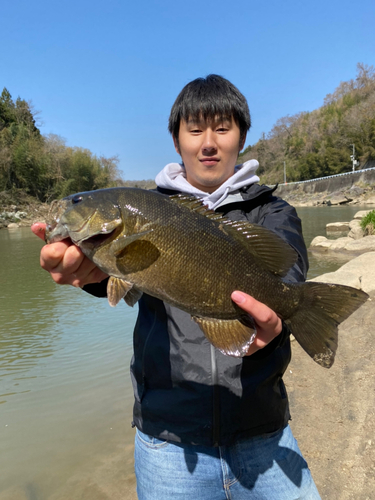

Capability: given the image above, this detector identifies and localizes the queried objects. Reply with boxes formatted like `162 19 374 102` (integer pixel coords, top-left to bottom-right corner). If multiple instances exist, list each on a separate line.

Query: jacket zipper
210 344 220 446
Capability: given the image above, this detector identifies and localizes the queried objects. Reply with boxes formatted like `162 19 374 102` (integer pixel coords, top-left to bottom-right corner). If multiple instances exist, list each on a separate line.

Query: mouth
199 157 220 167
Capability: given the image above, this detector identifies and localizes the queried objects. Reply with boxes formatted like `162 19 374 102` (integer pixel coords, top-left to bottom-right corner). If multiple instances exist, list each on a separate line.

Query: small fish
45 187 369 368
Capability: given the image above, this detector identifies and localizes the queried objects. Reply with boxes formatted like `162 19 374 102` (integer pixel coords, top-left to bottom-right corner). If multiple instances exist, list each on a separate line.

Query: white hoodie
155 160 260 210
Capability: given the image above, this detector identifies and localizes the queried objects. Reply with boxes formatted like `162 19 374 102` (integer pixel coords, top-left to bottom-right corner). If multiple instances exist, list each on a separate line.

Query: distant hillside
0 88 120 202
238 63 375 185
117 179 156 190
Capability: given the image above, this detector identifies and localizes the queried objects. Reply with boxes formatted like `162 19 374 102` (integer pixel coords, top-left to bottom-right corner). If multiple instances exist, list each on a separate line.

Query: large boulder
363 196 375 205
310 235 375 253
326 195 352 206
285 287 375 499
310 235 335 250
309 251 375 294
353 210 372 220
348 219 365 239
326 222 350 232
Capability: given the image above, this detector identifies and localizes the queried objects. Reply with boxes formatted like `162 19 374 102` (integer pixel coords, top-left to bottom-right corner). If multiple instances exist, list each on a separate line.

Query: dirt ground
285 291 375 500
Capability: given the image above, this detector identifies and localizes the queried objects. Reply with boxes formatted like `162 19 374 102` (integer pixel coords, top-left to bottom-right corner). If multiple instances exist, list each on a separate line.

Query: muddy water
0 205 367 499
0 228 137 499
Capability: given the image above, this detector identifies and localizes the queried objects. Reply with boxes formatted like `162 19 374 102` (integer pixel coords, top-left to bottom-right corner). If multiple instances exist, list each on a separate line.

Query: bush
360 210 375 235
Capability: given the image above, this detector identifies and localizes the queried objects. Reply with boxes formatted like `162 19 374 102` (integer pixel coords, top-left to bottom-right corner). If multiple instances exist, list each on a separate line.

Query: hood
155 160 260 209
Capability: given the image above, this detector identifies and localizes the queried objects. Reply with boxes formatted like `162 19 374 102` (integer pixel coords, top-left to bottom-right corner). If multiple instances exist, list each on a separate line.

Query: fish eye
72 195 83 204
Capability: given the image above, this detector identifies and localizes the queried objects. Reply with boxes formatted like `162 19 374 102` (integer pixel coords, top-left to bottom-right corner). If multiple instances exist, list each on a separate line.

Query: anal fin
193 315 257 357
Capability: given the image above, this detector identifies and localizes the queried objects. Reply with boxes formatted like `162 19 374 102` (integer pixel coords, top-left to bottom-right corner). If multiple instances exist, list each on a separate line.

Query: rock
348 219 364 239
363 196 375 205
310 234 375 253
309 251 375 294
285 288 375 500
7 222 19 229
326 222 350 232
15 210 28 219
329 237 354 250
326 195 352 206
349 186 365 196
310 236 333 250
343 235 375 252
0 486 29 500
353 210 372 220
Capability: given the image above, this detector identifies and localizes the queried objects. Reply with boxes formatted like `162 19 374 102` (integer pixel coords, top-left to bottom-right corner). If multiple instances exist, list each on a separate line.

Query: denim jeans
134 425 321 499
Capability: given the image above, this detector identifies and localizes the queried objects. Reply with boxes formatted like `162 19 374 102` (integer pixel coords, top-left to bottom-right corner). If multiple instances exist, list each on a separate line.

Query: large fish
45 187 368 368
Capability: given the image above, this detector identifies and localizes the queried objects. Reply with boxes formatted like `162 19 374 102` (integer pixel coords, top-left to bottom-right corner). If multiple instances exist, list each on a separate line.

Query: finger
47 245 87 285
231 291 283 355
69 257 109 287
48 245 108 286
231 291 281 330
31 222 46 241
40 240 76 272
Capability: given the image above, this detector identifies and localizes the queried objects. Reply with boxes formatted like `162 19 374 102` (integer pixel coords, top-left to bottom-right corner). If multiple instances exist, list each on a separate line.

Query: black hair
168 74 251 146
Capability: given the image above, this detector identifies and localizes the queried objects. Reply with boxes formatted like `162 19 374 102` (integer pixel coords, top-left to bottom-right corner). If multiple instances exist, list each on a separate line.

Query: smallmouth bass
45 187 368 368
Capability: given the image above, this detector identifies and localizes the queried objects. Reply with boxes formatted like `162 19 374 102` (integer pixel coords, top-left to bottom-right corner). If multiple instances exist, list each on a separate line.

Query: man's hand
31 223 109 287
231 291 283 356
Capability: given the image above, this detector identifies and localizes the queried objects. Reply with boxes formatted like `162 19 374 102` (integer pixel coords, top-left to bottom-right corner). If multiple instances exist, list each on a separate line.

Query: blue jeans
134 425 321 499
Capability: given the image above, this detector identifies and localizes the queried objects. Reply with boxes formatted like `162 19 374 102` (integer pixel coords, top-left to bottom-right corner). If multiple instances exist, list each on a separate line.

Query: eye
72 195 83 204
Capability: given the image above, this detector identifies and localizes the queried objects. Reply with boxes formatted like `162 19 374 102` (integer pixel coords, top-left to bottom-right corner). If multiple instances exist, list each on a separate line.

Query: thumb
31 222 46 241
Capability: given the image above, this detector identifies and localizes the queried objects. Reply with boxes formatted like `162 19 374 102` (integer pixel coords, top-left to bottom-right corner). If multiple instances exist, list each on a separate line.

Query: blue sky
1 0 374 181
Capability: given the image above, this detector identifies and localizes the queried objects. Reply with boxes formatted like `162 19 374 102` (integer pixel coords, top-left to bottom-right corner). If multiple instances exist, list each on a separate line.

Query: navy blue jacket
84 183 308 446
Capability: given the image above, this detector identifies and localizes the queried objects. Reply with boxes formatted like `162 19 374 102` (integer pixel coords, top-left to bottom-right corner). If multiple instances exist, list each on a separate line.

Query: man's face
173 116 246 193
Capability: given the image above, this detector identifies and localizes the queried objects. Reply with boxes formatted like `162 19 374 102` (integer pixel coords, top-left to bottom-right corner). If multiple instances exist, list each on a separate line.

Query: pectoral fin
193 315 257 357
107 277 133 307
107 276 143 307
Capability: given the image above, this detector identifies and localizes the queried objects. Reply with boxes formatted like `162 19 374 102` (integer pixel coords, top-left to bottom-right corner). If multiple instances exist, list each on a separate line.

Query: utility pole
284 161 286 184
350 144 359 172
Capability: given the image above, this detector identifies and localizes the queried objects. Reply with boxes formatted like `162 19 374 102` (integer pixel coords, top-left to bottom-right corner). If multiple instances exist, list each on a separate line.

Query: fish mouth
45 222 70 244
46 210 122 250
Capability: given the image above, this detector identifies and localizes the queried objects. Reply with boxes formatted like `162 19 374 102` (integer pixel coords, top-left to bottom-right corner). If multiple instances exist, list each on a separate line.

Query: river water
0 205 368 499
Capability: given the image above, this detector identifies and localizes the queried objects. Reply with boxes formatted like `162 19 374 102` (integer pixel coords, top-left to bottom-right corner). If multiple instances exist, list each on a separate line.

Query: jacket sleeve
82 277 109 298
256 195 308 284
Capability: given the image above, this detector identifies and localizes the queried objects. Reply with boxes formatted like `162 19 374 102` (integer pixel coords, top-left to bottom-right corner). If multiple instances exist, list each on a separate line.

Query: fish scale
45 187 369 367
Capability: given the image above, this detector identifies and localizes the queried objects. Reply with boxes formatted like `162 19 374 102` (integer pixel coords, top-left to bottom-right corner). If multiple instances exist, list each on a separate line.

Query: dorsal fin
169 194 222 220
219 220 297 276
169 194 297 276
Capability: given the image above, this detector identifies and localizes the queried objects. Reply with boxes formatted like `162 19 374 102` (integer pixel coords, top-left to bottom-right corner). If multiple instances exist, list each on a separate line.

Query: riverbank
1 182 375 230
281 183 375 208
0 190 49 229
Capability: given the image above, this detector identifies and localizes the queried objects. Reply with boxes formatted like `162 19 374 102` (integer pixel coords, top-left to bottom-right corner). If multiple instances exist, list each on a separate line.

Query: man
32 75 320 499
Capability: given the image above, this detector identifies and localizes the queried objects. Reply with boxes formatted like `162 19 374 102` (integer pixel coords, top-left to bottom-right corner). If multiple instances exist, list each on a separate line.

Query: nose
201 129 217 155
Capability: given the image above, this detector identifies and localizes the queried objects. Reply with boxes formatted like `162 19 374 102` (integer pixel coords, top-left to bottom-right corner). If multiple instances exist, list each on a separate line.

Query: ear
173 135 180 155
239 132 247 152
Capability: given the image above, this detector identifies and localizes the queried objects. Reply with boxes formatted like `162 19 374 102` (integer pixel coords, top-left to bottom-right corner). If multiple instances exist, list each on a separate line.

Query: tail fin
286 282 368 368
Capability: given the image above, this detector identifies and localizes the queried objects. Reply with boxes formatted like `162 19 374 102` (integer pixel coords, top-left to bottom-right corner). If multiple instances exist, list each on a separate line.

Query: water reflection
0 227 137 499
0 229 62 401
